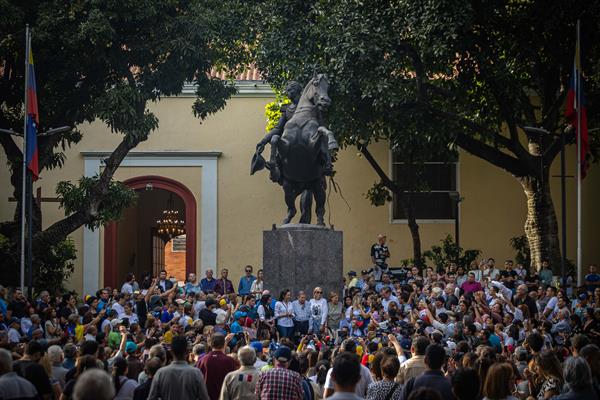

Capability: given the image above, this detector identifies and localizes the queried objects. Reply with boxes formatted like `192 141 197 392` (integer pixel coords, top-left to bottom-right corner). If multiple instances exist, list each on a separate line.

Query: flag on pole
565 33 589 178
25 43 39 181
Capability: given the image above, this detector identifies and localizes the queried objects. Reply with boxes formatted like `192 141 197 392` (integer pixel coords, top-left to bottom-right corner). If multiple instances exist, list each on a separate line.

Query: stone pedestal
263 224 343 298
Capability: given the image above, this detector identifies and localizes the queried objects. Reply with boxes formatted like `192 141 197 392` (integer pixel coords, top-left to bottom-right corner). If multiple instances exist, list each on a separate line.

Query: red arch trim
103 175 197 288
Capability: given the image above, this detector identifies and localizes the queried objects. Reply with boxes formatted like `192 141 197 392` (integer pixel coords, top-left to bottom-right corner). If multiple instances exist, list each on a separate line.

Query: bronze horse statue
273 74 332 225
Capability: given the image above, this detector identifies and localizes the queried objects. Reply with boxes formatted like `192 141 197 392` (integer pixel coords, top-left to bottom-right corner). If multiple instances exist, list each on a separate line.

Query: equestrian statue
251 75 338 225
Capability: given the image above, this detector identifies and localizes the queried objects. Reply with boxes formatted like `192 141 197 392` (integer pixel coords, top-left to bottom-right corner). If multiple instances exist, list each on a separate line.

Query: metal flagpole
20 25 30 292
576 19 582 285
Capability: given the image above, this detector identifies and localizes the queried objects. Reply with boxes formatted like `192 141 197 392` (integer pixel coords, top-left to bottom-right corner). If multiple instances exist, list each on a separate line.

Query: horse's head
303 74 331 111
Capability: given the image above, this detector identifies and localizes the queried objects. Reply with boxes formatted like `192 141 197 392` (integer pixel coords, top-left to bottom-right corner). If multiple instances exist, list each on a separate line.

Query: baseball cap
250 341 263 353
216 313 227 325
579 293 588 300
361 269 370 275
347 271 357 276
219 299 227 306
8 317 20 325
234 311 247 320
125 341 137 354
274 346 292 362
110 319 123 328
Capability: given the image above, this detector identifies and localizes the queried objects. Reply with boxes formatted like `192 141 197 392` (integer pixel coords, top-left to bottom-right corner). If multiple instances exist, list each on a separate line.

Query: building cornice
81 151 222 159
179 81 274 98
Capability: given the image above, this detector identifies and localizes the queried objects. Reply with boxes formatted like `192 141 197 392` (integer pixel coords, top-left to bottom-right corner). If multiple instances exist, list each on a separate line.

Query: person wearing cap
230 311 247 346
219 346 261 400
357 270 370 290
255 345 303 400
7 317 21 344
347 271 359 289
370 234 390 281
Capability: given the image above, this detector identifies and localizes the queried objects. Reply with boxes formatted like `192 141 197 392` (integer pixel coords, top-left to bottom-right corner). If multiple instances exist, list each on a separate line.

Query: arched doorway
104 176 197 289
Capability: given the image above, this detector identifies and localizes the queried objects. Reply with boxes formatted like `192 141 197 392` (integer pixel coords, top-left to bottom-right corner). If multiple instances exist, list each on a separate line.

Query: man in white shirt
543 286 559 320
323 340 373 398
120 273 136 294
380 287 399 312
7 318 21 344
309 287 328 334
111 295 126 318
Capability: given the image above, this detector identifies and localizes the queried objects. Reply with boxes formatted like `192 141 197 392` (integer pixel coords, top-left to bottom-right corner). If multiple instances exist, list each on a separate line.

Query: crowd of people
1 234 600 400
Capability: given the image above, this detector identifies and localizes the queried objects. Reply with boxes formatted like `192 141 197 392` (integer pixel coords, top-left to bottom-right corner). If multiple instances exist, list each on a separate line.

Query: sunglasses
315 291 322 294
245 270 252 273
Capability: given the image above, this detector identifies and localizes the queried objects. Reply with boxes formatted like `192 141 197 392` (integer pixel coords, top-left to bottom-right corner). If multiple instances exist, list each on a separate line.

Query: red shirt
461 280 483 294
198 350 238 400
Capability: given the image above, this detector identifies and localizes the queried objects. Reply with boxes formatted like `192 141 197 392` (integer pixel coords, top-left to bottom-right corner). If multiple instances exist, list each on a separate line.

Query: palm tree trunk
519 173 561 273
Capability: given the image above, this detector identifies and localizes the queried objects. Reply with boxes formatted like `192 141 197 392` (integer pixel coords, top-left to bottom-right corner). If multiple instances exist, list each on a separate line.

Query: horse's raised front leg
313 178 327 226
282 180 298 225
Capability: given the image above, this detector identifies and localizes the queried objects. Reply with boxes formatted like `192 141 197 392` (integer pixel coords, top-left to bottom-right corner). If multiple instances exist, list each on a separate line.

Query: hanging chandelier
156 193 185 239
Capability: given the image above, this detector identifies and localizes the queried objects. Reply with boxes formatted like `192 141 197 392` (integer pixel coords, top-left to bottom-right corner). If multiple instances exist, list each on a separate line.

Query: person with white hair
47 345 68 388
0 348 39 400
218 346 261 400
73 368 115 400
553 356 597 400
309 287 328 334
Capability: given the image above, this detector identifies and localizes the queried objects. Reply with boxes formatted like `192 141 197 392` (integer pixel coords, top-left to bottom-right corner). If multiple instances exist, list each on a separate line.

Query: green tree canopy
252 0 600 271
0 0 253 284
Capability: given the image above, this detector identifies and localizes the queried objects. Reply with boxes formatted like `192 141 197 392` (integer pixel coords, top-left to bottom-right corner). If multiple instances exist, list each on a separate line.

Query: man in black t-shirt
370 234 390 281
13 341 52 398
499 259 518 289
7 288 29 319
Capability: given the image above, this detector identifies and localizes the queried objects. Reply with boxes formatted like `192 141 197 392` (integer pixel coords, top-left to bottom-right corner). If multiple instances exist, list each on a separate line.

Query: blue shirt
291 300 310 322
185 282 202 295
200 278 217 293
238 275 256 296
161 310 174 323
0 298 7 318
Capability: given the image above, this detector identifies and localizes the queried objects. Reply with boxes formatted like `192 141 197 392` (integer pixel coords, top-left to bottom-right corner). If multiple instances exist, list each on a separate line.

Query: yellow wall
0 91 598 293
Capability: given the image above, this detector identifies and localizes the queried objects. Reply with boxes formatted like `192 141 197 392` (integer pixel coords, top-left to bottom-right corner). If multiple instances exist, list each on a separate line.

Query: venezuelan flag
26 45 39 181
565 34 589 178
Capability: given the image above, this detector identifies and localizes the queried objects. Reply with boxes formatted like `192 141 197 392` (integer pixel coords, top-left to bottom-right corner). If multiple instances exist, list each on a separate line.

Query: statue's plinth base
263 224 343 298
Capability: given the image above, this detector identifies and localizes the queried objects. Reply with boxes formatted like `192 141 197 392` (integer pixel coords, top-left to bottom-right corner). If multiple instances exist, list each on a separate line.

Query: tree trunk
399 193 423 267
357 143 423 268
519 173 561 273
